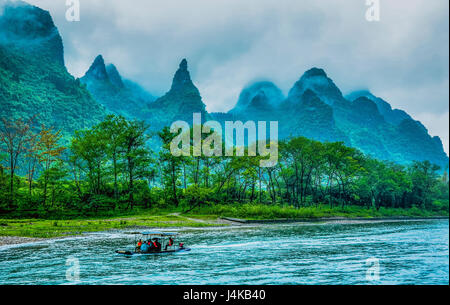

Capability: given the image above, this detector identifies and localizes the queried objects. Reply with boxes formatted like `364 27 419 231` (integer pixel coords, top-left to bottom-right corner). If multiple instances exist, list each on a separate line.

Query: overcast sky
27 0 449 154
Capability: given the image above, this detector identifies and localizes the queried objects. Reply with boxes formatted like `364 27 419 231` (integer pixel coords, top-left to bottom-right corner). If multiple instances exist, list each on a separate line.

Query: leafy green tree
122 119 151 208
158 126 182 206
409 161 440 209
182 185 213 213
70 128 107 196
38 161 67 209
36 126 66 206
0 117 34 207
97 115 128 200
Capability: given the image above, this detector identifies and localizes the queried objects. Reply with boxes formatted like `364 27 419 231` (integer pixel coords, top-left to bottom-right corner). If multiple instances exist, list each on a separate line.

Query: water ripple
0 219 448 285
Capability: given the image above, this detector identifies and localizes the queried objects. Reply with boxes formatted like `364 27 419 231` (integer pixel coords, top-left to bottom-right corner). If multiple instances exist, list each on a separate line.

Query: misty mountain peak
230 81 284 114
170 58 195 92
148 58 209 128
288 67 345 106
247 91 272 112
84 55 108 81
303 67 328 78
179 58 188 70
0 0 64 65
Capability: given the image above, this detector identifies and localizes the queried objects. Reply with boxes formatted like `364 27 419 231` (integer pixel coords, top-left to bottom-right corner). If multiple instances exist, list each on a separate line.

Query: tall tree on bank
70 128 108 196
37 126 66 206
97 115 128 200
122 119 151 208
158 126 182 206
0 117 34 207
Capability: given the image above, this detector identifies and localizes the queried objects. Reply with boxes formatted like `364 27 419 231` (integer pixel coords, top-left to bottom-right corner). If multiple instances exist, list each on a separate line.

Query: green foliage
0 115 448 223
187 203 447 220
181 185 213 211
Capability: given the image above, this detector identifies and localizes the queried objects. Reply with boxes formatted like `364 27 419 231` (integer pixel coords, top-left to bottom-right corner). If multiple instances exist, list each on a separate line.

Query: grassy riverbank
0 213 220 239
0 203 447 240
185 203 449 220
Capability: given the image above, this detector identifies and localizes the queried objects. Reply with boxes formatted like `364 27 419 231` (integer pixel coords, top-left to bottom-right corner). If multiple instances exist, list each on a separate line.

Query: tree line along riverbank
1 115 448 232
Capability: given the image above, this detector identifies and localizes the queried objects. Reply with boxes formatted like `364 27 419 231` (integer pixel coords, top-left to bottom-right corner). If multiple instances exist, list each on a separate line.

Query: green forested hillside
0 2 105 139
0 46 105 136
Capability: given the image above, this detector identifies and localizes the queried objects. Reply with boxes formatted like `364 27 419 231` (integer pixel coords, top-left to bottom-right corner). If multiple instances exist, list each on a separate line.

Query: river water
0 219 448 285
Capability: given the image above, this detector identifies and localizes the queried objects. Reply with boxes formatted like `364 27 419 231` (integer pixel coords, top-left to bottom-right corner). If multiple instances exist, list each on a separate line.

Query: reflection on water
0 219 448 285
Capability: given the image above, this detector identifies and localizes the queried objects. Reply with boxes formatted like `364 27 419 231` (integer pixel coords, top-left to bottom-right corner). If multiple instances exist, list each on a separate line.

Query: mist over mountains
1 1 448 169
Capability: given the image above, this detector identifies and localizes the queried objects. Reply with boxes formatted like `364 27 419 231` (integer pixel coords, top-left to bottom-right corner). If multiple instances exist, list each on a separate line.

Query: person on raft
151 238 161 252
140 240 150 253
136 239 143 252
165 237 174 250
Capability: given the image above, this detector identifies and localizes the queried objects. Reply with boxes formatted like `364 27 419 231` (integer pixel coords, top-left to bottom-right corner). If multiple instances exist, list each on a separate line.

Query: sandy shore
0 236 47 247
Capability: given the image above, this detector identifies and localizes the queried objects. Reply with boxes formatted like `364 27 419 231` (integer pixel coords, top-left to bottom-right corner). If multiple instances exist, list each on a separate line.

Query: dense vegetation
0 115 448 219
0 42 105 140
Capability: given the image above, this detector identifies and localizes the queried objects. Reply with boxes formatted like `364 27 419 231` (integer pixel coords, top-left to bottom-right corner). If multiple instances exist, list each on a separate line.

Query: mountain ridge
80 54 155 120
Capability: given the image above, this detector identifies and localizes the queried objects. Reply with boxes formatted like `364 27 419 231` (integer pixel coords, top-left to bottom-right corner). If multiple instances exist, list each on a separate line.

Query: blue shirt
141 243 149 252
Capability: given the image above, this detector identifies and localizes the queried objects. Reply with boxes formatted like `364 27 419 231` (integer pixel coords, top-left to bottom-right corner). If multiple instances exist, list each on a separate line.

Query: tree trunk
9 152 14 208
113 152 118 200
258 167 262 204
171 162 178 206
43 173 48 207
183 162 187 191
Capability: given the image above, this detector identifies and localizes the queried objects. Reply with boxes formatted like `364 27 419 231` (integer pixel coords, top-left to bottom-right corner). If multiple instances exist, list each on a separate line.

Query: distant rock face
350 97 385 127
346 90 411 125
0 0 64 65
80 55 154 120
281 89 347 143
288 68 347 107
230 81 284 115
390 118 448 166
106 64 124 88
